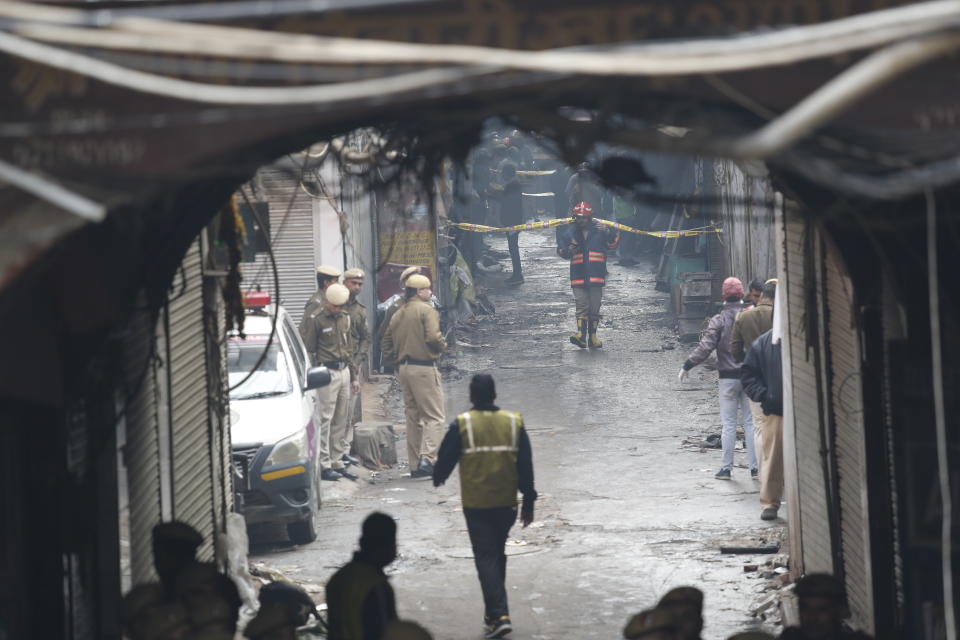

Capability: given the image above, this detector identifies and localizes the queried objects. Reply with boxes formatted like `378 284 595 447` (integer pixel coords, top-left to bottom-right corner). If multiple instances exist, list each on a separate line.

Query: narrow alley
251 229 784 639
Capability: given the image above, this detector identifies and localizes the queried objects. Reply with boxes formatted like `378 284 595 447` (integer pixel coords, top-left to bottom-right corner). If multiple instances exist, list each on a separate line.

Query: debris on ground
744 547 795 635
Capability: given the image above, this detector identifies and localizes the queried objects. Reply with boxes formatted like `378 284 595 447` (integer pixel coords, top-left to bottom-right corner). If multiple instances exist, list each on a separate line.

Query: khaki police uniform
342 297 370 454
299 306 353 471
303 289 325 317
376 296 405 369
380 297 446 466
344 298 371 374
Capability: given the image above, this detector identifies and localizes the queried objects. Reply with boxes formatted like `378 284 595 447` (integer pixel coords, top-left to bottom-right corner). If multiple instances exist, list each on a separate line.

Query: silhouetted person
381 620 434 640
623 607 678 639
780 574 873 640
174 562 242 639
152 521 203 601
326 512 398 640
433 374 537 639
245 581 318 640
123 583 191 640
657 587 704 640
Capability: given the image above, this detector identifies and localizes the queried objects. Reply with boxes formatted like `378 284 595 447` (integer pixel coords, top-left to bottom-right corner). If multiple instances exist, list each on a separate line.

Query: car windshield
227 335 293 400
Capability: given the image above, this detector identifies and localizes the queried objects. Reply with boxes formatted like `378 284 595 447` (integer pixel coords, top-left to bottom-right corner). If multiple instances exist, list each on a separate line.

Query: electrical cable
925 188 956 640
7 1 960 77
731 33 960 160
0 30 499 106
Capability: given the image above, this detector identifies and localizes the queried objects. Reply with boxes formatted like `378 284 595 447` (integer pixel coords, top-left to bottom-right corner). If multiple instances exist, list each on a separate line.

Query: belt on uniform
322 361 348 370
400 357 436 366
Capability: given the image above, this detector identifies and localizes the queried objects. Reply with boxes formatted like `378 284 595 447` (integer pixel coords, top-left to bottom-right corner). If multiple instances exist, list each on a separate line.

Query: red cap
573 202 593 217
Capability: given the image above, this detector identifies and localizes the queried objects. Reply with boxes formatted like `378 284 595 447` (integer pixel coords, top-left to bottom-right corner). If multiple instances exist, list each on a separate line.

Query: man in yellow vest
432 374 537 639
325 512 398 640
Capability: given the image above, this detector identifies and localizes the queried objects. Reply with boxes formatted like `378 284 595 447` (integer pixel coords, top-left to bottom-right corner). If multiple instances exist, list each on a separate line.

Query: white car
228 292 330 544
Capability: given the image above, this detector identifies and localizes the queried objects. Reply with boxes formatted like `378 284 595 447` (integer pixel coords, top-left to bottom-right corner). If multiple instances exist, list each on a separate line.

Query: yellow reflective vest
325 559 389 640
456 410 522 509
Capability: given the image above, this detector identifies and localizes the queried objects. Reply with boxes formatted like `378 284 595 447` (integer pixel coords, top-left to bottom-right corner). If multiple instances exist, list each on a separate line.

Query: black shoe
341 454 360 466
410 460 434 478
335 468 359 481
761 507 779 521
485 616 513 639
320 469 341 481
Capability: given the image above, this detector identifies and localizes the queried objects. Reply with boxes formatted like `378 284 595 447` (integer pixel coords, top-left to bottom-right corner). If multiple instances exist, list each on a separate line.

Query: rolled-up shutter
167 239 216 560
824 241 873 632
244 166 319 325
783 213 834 574
123 302 163 584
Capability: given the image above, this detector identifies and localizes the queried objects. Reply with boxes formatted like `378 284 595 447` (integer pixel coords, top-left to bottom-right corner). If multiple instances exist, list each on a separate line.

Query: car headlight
264 430 308 468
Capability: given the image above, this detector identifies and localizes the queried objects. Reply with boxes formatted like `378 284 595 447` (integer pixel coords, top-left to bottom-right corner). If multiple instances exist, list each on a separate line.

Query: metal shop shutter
824 242 873 633
123 305 163 584
245 166 319 326
167 240 216 560
783 214 834 574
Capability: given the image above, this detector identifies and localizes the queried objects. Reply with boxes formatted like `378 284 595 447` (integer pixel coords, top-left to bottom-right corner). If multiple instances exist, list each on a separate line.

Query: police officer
342 268 370 465
304 265 343 316
343 268 371 375
377 265 421 371
557 201 619 348
380 274 446 477
433 374 537 640
300 283 359 481
325 512 398 640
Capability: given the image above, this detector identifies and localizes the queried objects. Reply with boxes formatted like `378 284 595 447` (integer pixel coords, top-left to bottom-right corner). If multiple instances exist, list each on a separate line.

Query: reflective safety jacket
557 221 620 287
456 410 523 509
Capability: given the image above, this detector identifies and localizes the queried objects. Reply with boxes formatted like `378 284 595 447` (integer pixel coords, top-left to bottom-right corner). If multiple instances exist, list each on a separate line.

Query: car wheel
287 476 319 545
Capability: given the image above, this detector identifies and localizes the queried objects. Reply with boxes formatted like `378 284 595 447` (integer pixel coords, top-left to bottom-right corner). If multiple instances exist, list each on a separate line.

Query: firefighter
556 201 619 348
432 374 537 639
380 274 447 477
304 265 343 316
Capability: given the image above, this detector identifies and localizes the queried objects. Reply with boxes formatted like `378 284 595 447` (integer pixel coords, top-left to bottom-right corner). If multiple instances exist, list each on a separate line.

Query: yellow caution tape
446 218 574 233
594 218 722 238
517 170 557 176
446 217 721 238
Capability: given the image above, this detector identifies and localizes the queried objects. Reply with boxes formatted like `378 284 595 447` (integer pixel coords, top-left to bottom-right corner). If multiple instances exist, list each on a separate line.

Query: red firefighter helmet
572 202 593 218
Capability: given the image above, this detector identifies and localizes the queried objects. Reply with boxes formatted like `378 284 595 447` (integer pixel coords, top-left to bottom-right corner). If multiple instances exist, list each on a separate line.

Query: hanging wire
925 188 956 640
227 189 281 392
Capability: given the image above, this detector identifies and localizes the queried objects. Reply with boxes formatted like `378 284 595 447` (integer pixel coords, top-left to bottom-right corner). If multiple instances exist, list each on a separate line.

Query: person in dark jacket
326 512 398 640
491 163 525 284
740 329 783 520
557 202 619 348
433 374 537 639
680 277 757 480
